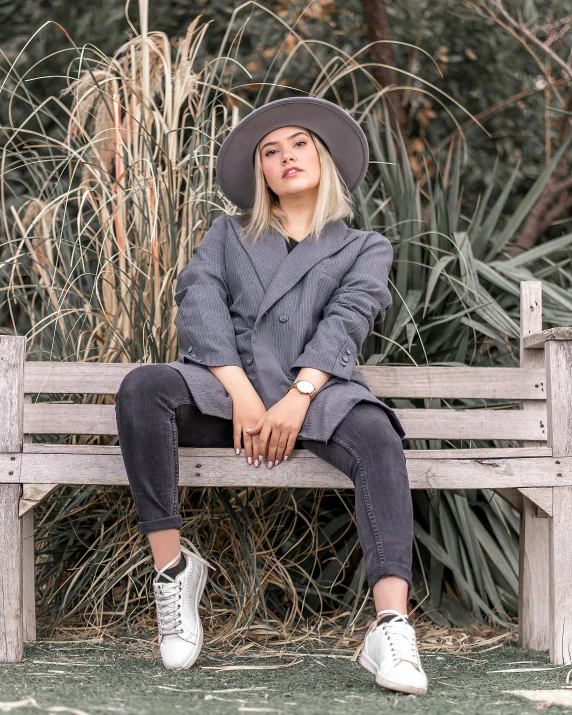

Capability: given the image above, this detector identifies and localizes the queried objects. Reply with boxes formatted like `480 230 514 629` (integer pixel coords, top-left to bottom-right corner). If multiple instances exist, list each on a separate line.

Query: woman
115 96 428 696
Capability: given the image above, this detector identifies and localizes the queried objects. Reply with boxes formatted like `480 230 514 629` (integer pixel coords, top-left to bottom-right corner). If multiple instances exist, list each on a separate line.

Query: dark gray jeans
114 364 413 591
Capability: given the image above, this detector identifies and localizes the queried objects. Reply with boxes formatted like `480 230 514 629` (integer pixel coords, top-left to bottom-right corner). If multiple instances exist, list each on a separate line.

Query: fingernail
259 455 264 462
274 460 280 466
236 448 240 455
248 456 252 464
268 461 272 469
284 455 288 461
254 459 259 467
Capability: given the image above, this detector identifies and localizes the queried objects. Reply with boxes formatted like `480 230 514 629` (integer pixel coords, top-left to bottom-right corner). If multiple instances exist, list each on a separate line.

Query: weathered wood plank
19 484 59 517
519 281 550 651
24 362 546 400
0 335 25 662
23 404 548 441
20 444 555 458
0 486 23 661
545 340 572 459
22 394 36 642
520 497 551 650
550 486 572 664
495 488 523 512
545 330 572 663
523 327 572 349
21 510 35 642
24 362 142 395
2 449 570 489
518 488 552 517
360 367 546 400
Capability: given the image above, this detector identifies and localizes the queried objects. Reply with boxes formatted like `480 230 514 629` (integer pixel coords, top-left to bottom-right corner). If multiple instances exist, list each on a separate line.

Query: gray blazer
166 214 405 443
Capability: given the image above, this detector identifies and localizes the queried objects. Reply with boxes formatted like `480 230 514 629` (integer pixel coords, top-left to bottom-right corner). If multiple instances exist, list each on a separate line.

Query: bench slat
23 363 547 400
1 448 569 489
23 404 547 441
20 444 554 458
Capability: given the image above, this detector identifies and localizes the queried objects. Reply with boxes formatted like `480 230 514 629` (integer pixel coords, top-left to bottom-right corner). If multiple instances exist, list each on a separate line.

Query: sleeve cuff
292 335 357 381
182 346 243 368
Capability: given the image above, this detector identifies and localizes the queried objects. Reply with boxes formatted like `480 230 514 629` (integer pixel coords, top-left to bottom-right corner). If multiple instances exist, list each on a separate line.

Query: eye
265 140 307 157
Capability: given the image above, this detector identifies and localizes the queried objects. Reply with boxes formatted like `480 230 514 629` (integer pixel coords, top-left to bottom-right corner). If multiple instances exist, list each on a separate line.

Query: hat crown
216 97 369 210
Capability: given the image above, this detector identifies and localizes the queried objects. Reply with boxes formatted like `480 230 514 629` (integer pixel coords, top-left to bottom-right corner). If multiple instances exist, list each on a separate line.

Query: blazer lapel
229 216 361 327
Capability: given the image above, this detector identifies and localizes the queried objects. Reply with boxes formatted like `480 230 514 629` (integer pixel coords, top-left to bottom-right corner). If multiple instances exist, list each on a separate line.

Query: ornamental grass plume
1 2 571 645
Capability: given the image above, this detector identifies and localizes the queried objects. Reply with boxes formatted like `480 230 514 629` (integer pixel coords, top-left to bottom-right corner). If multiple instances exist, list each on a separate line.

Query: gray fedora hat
216 96 369 210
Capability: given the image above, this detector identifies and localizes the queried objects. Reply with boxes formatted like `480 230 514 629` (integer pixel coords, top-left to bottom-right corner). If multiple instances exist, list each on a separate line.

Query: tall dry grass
1 2 571 644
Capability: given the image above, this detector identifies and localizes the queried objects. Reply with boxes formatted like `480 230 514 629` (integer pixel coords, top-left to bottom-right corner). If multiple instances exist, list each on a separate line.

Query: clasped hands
232 389 311 468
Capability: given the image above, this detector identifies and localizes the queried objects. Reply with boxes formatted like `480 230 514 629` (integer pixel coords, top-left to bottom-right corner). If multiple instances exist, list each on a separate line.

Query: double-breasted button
191 352 198 358
341 355 349 362
279 315 289 322
246 357 253 365
345 347 351 355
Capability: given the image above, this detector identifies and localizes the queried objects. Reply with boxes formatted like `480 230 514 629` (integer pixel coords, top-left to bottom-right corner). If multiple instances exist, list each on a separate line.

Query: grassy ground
1 637 572 714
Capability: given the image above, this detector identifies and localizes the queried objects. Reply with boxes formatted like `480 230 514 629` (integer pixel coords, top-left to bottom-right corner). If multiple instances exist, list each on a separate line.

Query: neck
279 194 317 240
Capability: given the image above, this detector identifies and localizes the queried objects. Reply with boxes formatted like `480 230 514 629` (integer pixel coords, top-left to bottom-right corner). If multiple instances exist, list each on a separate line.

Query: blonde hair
237 129 355 244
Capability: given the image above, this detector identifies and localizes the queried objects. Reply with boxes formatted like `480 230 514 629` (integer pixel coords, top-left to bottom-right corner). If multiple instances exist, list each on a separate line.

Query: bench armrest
523 327 572 349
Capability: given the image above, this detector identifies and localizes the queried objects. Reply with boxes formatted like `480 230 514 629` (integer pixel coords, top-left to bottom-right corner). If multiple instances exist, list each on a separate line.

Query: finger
243 430 254 465
258 426 271 463
253 435 261 467
275 430 289 463
266 429 280 466
283 433 297 461
234 427 242 456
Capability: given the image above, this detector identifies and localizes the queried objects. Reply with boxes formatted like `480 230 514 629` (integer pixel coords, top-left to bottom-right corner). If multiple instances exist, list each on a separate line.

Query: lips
283 167 303 178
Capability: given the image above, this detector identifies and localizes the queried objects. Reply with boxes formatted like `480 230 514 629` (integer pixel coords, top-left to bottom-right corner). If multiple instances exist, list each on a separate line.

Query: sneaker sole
358 652 427 696
166 556 209 670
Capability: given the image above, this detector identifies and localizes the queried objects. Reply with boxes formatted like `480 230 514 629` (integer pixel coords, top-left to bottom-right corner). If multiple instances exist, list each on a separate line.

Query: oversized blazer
166 214 405 444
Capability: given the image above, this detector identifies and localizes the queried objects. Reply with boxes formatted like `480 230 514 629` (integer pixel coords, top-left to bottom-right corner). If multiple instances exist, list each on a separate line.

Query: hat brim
216 97 369 210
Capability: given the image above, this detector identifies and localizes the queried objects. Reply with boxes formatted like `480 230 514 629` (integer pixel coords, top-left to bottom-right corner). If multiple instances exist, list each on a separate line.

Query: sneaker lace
376 609 421 668
180 536 216 572
153 539 215 641
155 579 184 638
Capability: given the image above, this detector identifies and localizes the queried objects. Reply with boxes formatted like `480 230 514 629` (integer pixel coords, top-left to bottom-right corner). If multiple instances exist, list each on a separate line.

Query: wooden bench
1 280 571 664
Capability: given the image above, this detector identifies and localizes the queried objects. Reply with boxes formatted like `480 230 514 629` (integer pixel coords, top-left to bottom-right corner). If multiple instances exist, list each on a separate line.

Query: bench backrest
20 361 546 442
11 280 546 446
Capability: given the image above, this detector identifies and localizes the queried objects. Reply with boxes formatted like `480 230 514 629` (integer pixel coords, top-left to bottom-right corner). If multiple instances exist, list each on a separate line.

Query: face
257 125 321 201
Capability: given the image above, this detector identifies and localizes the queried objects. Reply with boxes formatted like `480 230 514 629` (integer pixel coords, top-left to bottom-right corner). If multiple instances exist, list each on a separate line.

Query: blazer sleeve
291 232 393 381
173 216 243 368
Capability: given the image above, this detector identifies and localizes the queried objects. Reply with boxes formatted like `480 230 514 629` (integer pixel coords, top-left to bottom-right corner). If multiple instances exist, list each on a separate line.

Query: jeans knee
383 420 406 458
115 364 180 409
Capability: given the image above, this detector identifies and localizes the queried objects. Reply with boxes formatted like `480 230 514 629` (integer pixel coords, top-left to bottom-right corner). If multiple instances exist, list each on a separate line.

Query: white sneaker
152 537 215 670
359 609 428 695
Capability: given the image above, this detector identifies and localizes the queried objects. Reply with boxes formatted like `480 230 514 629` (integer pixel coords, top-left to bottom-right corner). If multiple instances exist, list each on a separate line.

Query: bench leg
550 486 572 664
519 497 550 650
22 510 36 642
0 484 23 661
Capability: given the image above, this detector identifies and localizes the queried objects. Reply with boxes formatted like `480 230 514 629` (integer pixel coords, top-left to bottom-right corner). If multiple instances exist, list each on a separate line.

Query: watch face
296 380 314 394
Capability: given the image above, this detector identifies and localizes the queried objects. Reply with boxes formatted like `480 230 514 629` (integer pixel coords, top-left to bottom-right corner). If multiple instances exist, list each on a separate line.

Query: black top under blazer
166 214 405 443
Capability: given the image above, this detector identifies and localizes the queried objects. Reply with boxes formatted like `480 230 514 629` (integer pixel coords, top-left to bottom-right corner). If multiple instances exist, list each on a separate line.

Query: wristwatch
288 379 318 401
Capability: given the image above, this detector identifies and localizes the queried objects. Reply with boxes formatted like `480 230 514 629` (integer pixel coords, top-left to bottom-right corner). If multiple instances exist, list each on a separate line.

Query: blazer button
246 357 253 365
279 315 289 322
191 352 198 358
345 347 351 355
341 355 349 362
